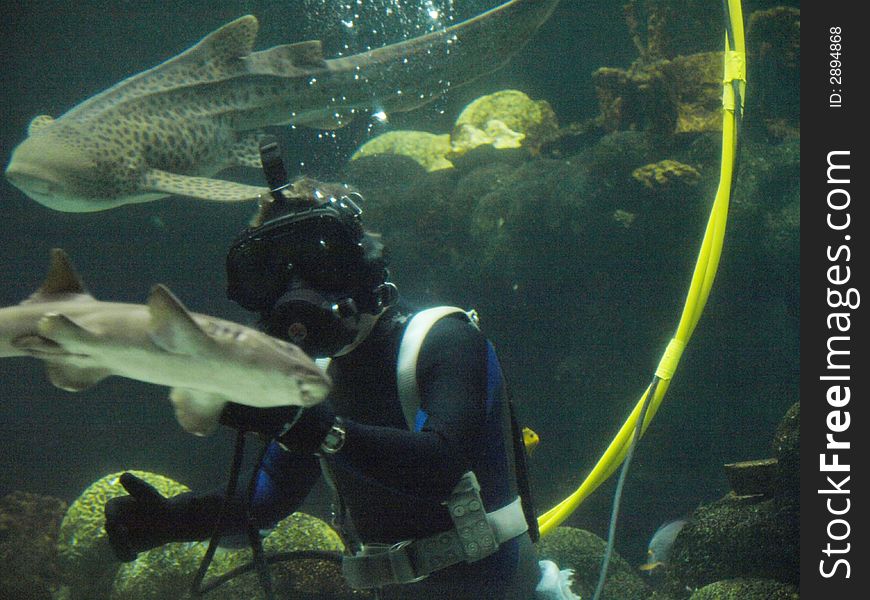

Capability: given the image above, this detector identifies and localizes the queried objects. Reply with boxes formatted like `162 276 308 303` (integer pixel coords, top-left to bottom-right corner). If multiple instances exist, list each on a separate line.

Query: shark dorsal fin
24 249 90 304
186 15 260 66
147 285 213 354
61 16 261 120
28 115 55 136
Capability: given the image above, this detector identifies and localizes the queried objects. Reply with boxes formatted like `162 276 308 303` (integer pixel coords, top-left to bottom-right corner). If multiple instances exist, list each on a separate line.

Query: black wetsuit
182 304 540 599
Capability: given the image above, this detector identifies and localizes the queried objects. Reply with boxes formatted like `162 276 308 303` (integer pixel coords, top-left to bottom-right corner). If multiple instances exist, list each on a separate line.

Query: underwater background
0 0 799 598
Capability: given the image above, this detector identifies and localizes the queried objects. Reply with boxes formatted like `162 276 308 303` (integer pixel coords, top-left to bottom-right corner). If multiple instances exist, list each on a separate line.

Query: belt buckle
388 539 427 584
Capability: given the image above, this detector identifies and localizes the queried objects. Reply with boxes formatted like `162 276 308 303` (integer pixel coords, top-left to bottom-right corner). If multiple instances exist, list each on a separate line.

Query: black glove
219 403 302 437
220 402 336 454
104 473 222 562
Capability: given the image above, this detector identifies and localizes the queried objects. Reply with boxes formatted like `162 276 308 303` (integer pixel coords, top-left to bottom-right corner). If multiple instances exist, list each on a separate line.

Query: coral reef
593 52 722 134
536 526 651 600
56 470 190 600
595 4 800 136
110 511 351 600
450 90 559 156
351 131 454 172
663 53 725 134
661 403 800 598
632 159 701 189
0 491 67 600
351 91 558 170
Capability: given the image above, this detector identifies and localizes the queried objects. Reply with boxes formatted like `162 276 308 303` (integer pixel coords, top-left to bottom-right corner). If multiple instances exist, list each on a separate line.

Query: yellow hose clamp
722 50 746 111
655 338 686 381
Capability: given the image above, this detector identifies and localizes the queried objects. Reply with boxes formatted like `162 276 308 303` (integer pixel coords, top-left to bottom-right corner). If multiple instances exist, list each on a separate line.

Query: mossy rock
351 131 453 172
0 491 67 600
111 512 353 600
688 577 799 600
662 52 724 134
632 159 701 189
592 52 721 134
536 526 650 600
664 494 799 597
110 540 231 600
57 471 189 600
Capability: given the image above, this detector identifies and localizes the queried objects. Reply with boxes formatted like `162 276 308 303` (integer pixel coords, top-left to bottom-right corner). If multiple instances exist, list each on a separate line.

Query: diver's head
225 178 396 358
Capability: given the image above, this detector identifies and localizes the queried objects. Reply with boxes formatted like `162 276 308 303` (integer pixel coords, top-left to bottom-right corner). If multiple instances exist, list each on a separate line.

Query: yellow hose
538 0 746 537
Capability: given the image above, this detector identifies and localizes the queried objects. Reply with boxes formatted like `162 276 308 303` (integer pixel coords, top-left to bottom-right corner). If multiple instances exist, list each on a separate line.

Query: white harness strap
395 306 477 430
314 307 478 431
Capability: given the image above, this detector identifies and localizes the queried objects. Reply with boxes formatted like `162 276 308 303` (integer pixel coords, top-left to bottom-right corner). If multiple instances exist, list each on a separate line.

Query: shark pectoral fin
28 115 56 136
170 387 226 436
11 335 66 355
147 285 214 354
37 313 99 352
143 169 267 203
45 362 110 392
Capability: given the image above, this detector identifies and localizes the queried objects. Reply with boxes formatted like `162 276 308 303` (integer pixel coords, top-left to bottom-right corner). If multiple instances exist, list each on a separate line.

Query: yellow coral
57 471 190 598
451 90 558 156
351 130 453 171
350 90 559 170
632 159 701 189
111 511 346 600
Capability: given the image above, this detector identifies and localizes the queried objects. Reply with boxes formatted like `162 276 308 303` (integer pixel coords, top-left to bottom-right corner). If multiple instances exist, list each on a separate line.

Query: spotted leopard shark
4 0 560 212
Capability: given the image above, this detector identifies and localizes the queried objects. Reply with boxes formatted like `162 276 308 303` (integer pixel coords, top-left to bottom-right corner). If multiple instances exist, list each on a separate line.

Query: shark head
5 120 148 212
7 134 104 212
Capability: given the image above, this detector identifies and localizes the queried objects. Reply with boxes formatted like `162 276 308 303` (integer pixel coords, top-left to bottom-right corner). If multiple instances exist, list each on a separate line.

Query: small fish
639 518 688 573
523 426 540 454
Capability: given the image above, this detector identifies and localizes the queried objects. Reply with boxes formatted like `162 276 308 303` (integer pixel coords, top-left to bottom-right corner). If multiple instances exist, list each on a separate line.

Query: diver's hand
219 403 302 436
104 473 177 562
220 402 336 454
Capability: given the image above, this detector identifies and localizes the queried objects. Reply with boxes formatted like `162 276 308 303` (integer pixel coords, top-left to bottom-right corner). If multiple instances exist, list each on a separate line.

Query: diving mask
226 193 378 313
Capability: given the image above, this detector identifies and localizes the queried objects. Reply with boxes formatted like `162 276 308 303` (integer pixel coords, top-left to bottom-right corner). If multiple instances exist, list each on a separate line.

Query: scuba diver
103 145 564 599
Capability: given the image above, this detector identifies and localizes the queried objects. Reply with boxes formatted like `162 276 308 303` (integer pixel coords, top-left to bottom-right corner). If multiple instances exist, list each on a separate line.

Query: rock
688 577 799 599
592 52 722 134
535 526 650 600
746 7 800 136
662 52 724 134
772 402 799 498
723 458 778 498
0 491 67 600
663 494 798 597
631 159 701 189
